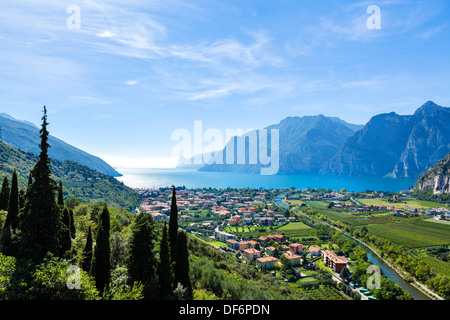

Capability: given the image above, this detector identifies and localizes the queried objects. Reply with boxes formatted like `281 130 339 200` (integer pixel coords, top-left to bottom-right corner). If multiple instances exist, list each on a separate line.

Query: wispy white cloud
125 80 139 85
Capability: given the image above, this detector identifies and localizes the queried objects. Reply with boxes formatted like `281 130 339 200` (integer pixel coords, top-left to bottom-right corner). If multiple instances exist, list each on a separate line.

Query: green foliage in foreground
0 253 100 300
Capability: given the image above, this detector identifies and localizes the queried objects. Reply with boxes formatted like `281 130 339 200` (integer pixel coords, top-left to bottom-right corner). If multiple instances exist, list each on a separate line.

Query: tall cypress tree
168 186 178 261
173 230 192 299
60 207 72 255
127 213 157 299
158 220 173 300
69 208 76 239
6 170 19 230
81 226 93 272
90 203 111 294
0 176 10 211
20 106 60 260
57 180 64 207
1 170 19 255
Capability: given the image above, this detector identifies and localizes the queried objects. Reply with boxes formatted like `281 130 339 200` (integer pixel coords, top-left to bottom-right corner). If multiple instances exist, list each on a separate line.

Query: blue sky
0 0 449 168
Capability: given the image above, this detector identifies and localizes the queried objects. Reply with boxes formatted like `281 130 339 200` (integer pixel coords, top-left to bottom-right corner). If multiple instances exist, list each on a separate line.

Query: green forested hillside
0 141 140 210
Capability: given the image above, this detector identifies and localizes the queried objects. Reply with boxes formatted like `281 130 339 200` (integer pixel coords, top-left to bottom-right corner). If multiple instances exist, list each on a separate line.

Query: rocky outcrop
414 153 450 194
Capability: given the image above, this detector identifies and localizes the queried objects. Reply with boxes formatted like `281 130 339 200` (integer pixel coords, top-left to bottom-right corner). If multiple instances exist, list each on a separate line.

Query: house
289 243 303 254
215 230 235 242
265 246 277 256
259 217 273 226
258 236 269 243
288 216 296 222
243 218 253 225
239 241 250 251
321 250 348 273
308 246 321 257
267 234 286 243
283 253 301 267
248 240 258 248
243 248 261 260
226 239 240 250
256 256 278 270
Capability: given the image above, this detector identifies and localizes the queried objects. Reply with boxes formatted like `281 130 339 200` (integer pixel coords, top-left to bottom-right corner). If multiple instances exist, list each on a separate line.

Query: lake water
116 168 416 192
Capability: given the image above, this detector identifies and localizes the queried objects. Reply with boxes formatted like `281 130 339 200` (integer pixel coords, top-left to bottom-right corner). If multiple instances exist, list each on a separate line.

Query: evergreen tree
158 220 173 300
168 186 178 261
60 207 72 255
20 106 61 260
127 213 157 299
81 226 93 272
6 170 19 230
0 176 10 211
1 170 20 256
57 180 64 207
69 208 76 239
173 230 192 299
27 174 33 189
90 203 111 294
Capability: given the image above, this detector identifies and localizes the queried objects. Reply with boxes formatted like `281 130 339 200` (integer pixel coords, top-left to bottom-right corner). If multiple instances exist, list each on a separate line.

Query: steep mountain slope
197 115 359 174
0 113 120 177
414 152 450 195
320 101 450 178
0 141 140 210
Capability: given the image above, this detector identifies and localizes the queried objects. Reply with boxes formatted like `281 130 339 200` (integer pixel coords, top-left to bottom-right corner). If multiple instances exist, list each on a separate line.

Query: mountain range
0 113 121 177
321 101 450 178
197 114 362 175
184 101 450 179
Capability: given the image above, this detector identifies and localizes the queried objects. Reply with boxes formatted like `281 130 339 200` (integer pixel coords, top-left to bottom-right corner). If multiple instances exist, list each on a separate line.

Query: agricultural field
366 219 450 248
359 198 449 210
276 222 316 237
418 254 450 278
288 200 305 206
303 285 348 300
302 200 329 208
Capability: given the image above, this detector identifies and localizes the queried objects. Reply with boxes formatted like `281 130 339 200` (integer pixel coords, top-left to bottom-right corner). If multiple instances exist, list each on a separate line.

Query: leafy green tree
0 176 9 211
20 106 61 260
90 203 111 294
168 186 178 261
127 213 157 299
159 220 173 299
173 230 192 299
339 266 351 282
27 255 100 300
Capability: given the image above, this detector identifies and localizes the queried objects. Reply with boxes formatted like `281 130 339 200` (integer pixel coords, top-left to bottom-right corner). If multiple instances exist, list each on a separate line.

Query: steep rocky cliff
414 153 450 194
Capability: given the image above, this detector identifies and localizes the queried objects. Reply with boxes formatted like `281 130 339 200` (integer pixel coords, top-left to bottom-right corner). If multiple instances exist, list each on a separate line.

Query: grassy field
359 199 449 210
288 200 305 206
366 219 450 248
277 222 316 237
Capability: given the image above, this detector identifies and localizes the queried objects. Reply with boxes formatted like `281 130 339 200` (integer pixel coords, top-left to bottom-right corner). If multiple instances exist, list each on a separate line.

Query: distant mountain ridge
0 113 121 177
321 101 450 178
194 114 361 174
184 101 449 179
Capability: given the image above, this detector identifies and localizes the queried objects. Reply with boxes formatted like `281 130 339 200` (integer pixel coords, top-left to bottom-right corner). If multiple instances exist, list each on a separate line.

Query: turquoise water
116 168 416 192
